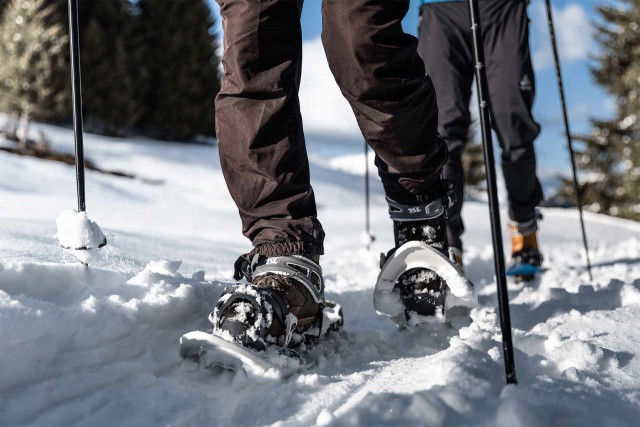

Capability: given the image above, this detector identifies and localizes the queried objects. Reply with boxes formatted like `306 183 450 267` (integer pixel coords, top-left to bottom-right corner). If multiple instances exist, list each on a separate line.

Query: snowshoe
507 248 545 283
507 214 544 283
375 241 476 327
374 183 477 327
180 254 344 378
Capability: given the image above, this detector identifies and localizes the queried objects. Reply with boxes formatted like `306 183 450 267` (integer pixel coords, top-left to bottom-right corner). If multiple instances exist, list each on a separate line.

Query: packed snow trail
1 123 639 426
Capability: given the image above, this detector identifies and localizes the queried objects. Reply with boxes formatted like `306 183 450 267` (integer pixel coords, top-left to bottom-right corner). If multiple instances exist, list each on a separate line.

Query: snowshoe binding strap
233 253 256 281
282 313 298 348
380 247 396 270
386 181 456 222
448 247 464 273
210 284 290 351
235 254 325 305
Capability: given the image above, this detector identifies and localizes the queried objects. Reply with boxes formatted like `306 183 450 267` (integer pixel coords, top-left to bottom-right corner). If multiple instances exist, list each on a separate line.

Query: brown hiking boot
211 254 324 350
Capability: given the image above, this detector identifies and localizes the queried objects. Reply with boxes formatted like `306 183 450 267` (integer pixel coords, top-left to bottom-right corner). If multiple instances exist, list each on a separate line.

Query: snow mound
144 260 182 276
0 258 227 423
546 332 606 372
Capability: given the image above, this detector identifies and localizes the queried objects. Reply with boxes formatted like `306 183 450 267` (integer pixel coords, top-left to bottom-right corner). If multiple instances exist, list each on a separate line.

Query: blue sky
207 0 613 174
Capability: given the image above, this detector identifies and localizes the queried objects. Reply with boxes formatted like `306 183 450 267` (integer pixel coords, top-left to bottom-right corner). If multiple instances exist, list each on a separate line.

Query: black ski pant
418 0 544 250
216 0 447 257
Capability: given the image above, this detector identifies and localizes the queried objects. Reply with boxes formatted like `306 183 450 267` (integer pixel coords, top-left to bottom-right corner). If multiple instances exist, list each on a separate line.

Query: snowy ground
1 123 639 426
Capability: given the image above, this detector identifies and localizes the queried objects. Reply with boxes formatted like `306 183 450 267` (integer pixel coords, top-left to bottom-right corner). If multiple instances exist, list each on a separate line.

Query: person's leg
418 2 475 252
212 0 330 349
323 0 459 320
216 0 324 258
321 0 448 207
482 0 543 224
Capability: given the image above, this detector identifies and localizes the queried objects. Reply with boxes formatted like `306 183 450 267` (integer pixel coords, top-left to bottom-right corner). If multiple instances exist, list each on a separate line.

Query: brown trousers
216 0 447 257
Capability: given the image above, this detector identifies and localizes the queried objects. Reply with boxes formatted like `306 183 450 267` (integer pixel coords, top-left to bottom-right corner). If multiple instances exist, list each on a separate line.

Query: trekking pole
545 0 593 281
68 0 86 213
467 0 517 385
364 141 375 250
59 0 106 253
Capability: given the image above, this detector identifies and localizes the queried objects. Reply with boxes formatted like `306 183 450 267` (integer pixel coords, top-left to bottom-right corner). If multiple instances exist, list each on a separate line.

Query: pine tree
556 0 639 221
137 0 220 141
78 0 143 136
0 0 71 145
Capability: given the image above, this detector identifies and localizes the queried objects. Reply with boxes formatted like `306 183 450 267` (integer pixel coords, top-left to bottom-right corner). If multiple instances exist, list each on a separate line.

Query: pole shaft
68 0 86 212
467 0 517 384
545 0 593 281
365 141 372 250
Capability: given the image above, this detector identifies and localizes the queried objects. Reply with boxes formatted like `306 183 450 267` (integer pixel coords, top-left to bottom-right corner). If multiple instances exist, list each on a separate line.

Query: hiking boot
386 181 456 316
210 254 324 350
509 212 544 282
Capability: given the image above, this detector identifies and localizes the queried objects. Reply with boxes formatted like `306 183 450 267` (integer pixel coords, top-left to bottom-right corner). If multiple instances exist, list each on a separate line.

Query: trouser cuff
251 241 324 258
509 210 542 236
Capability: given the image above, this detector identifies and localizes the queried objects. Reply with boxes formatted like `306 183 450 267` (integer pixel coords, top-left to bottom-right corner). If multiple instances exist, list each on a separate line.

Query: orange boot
508 215 543 282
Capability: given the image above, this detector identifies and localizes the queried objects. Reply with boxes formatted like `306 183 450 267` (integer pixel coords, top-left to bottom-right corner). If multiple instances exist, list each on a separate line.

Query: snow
1 121 639 426
55 209 106 263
